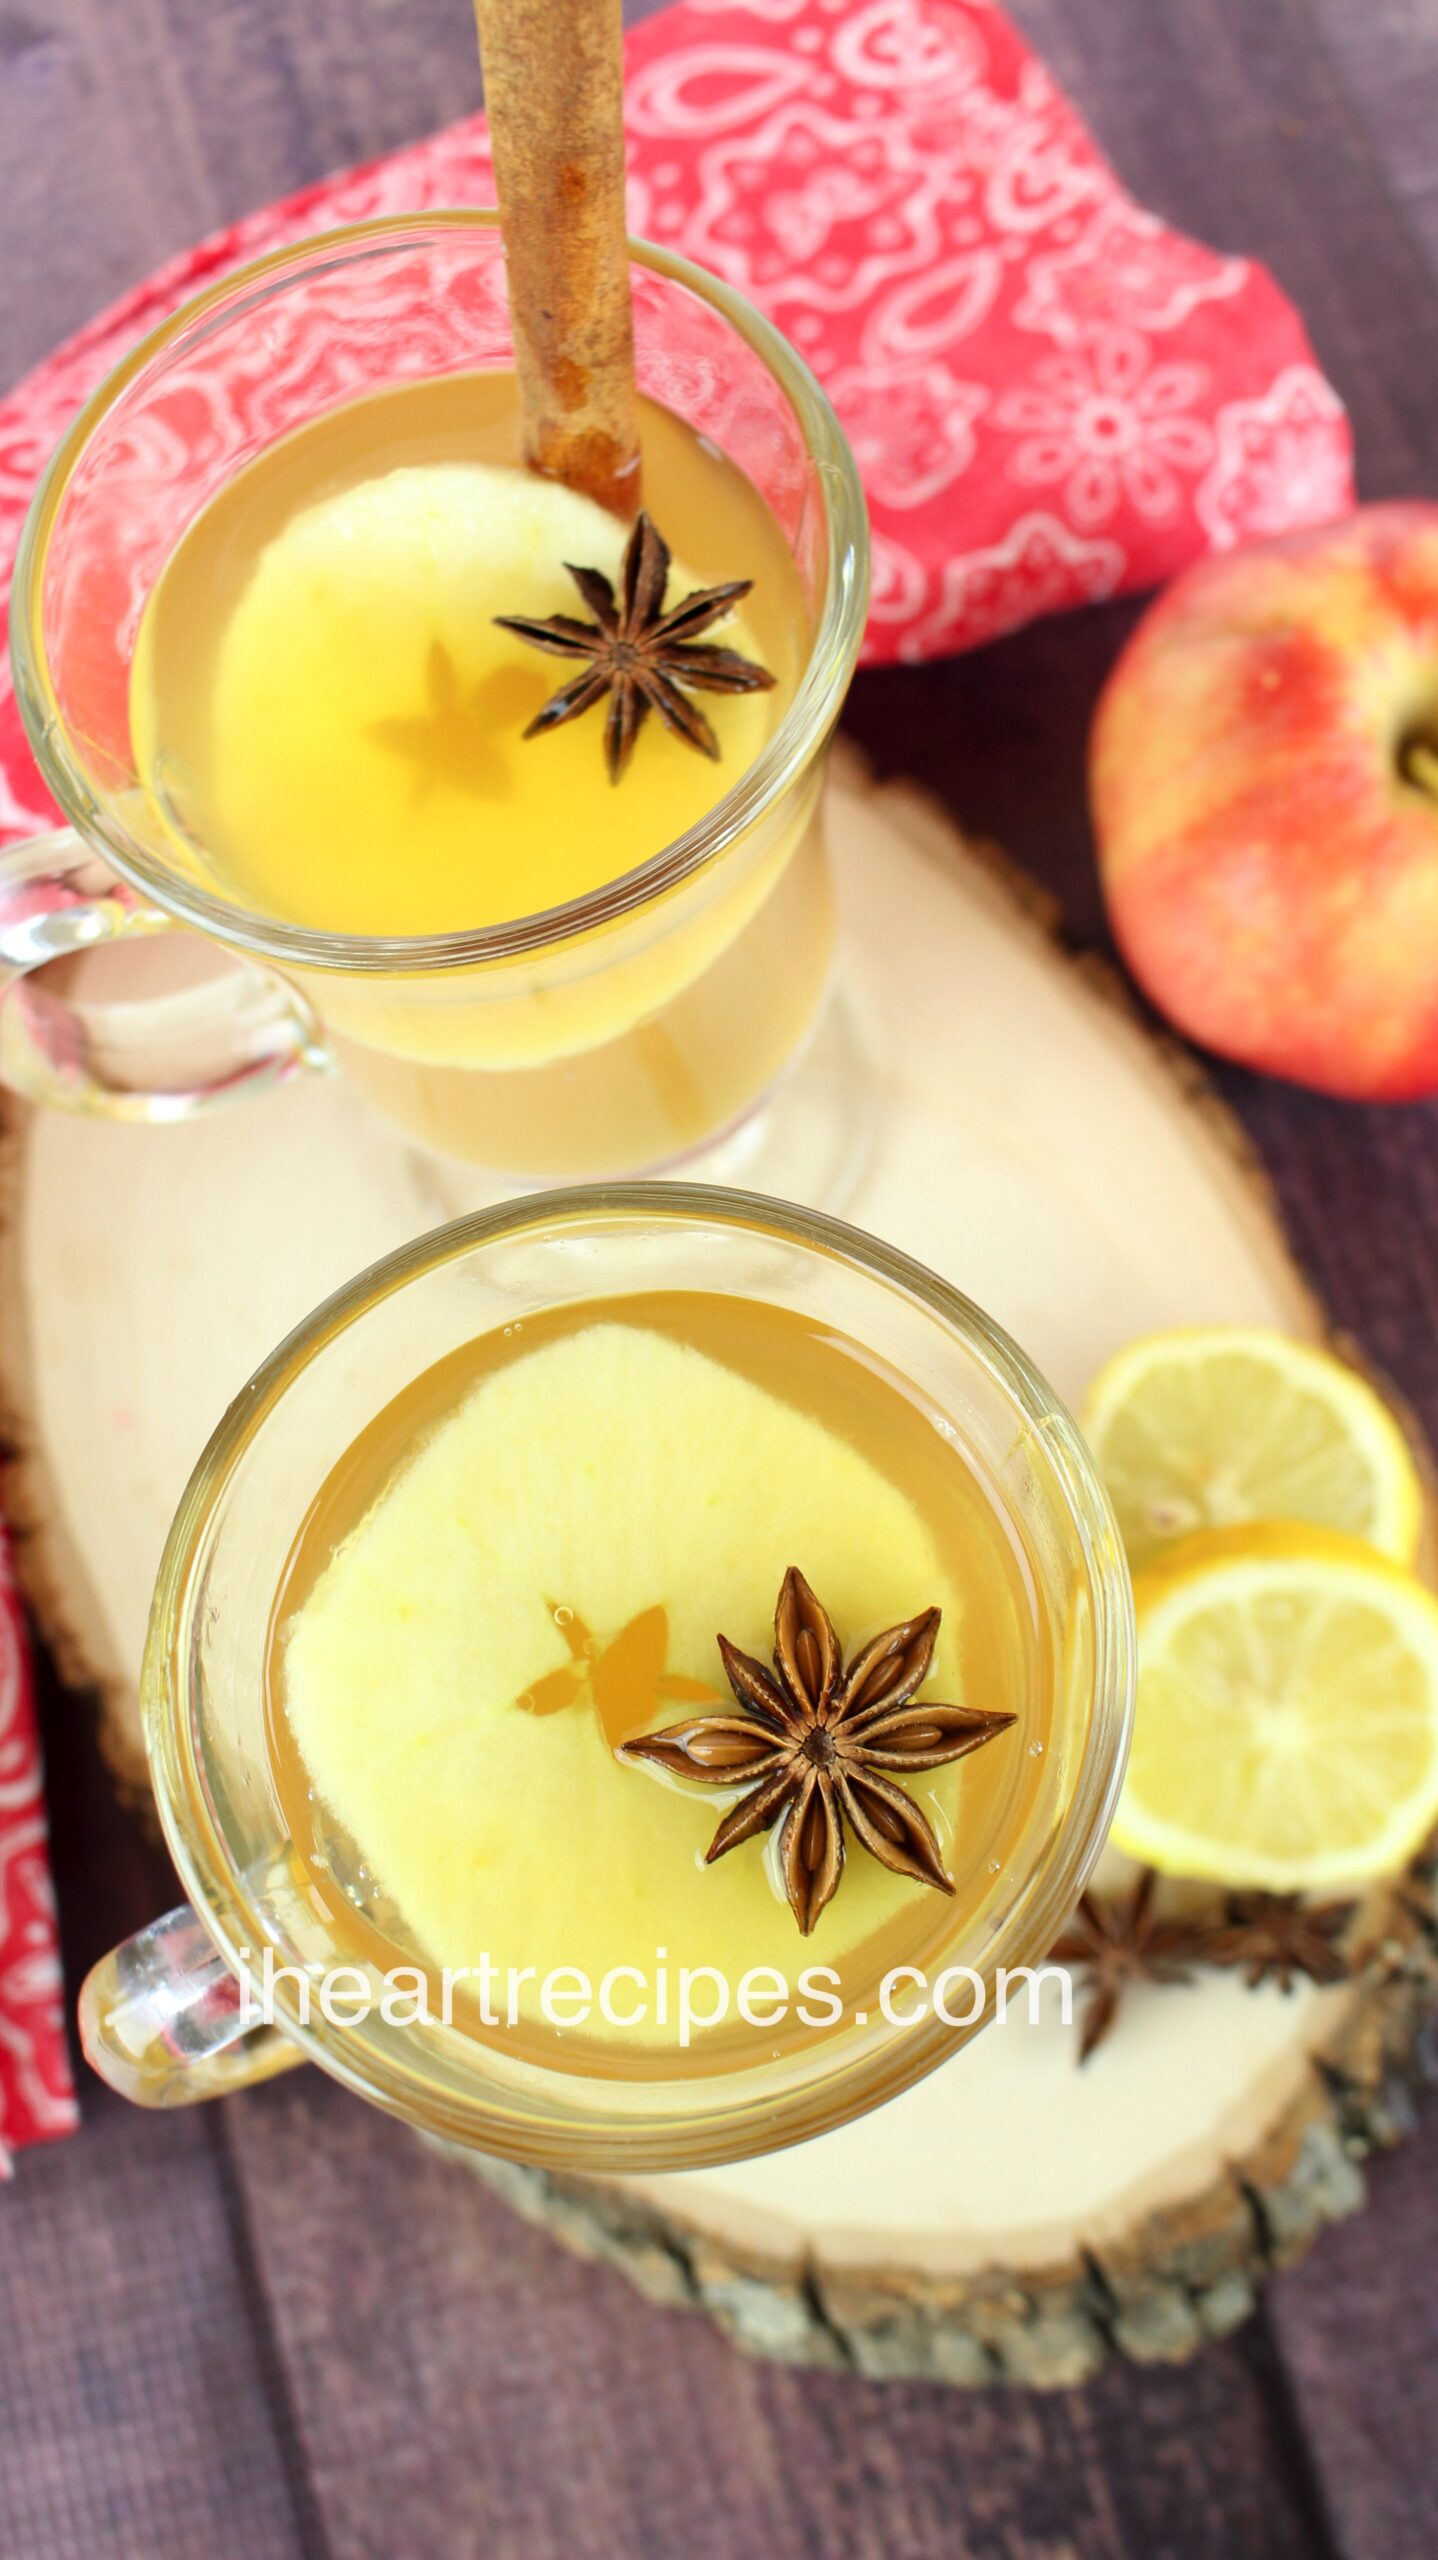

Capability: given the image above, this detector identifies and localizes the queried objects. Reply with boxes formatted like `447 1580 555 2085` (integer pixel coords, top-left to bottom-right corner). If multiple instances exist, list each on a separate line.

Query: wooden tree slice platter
3 754 1435 2388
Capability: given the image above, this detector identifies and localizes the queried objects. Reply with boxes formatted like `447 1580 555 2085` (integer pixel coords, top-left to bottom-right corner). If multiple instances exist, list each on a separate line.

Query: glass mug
80 1185 1134 2174
3 214 867 1177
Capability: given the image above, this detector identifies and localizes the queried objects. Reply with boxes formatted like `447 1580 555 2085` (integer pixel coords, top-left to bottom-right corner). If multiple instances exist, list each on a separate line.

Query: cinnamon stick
474 0 642 517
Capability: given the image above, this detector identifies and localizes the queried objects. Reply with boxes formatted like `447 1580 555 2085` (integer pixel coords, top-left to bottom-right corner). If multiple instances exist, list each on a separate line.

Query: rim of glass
11 211 869 977
144 1183 1134 2168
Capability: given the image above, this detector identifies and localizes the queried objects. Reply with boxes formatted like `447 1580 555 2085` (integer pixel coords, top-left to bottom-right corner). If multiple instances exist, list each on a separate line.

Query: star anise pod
1051 1870 1210 2062
619 1566 1016 1935
494 509 775 783
1203 1891 1356 1992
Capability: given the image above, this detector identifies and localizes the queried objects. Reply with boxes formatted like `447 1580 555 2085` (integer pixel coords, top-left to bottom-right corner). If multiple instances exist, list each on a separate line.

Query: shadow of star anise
619 1565 1017 1935
367 640 529 801
518 1601 718 1753
494 509 775 784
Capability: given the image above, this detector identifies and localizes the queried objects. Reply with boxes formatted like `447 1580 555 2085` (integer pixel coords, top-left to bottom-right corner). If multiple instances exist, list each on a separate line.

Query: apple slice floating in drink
276 1301 1040 2066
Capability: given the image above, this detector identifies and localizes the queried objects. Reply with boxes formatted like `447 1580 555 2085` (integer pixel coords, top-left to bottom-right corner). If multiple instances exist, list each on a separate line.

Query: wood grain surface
4 3 1438 2554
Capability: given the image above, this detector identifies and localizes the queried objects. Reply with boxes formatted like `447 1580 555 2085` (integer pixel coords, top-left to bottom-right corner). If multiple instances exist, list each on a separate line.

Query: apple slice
282 1321 968 2011
191 460 774 931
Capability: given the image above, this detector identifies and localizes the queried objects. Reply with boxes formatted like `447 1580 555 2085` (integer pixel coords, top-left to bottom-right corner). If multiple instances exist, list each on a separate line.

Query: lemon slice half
1112 1523 1438 1888
1082 1326 1422 1572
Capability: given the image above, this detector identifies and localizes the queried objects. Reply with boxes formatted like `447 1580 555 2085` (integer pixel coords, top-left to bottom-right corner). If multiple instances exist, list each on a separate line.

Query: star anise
1202 1891 1356 1992
1051 1870 1210 2062
619 1566 1016 1935
494 509 775 783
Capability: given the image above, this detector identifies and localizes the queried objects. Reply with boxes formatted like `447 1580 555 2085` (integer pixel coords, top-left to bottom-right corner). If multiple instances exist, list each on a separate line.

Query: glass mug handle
79 1906 306 2106
0 826 329 1115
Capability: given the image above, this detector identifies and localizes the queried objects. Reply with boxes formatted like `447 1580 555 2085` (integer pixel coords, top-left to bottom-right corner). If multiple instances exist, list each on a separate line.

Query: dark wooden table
5 4 1438 2553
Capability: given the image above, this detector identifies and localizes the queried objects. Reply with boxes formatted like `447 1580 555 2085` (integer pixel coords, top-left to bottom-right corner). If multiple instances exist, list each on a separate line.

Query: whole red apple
1091 503 1438 1099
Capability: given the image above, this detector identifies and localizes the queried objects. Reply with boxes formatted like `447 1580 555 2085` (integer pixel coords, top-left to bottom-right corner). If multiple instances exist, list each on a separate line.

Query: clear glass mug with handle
3 213 867 1177
79 1185 1134 2174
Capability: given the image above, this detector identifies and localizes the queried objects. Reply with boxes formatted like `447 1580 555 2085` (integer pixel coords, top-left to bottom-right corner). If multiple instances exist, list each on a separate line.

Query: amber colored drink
129 375 824 1173
266 1289 1053 2080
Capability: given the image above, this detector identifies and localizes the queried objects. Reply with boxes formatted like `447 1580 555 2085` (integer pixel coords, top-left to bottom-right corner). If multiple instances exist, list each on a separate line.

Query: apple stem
1402 736 1438 804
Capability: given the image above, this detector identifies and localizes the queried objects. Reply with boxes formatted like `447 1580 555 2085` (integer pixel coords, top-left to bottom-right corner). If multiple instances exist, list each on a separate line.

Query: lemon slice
1082 1327 1422 1572
1112 1523 1438 1887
